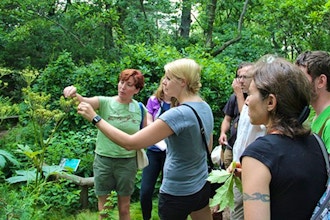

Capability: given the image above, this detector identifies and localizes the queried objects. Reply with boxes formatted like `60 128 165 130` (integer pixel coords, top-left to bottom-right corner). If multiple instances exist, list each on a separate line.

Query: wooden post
56 173 94 208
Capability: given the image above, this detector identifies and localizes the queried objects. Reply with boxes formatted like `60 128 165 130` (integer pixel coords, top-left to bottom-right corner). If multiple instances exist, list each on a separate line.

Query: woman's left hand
77 102 97 122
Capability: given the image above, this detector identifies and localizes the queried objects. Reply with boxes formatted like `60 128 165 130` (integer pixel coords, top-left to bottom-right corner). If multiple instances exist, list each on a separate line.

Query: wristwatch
92 115 102 125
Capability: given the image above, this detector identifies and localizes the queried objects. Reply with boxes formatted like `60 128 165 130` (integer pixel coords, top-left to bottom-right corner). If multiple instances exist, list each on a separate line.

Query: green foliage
208 165 242 212
0 183 45 220
17 86 68 185
118 43 182 102
72 58 118 97
0 67 11 89
6 169 37 184
0 179 86 220
34 52 77 99
100 194 159 220
36 179 82 215
46 129 97 177
1 0 330 71
0 149 19 169
0 68 21 119
0 97 19 125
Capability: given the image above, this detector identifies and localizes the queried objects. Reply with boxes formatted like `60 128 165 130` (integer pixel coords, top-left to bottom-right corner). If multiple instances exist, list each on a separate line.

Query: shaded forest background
0 0 329 219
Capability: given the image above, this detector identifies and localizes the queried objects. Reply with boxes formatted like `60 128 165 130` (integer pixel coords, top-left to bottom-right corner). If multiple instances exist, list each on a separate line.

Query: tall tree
205 0 217 48
180 0 192 38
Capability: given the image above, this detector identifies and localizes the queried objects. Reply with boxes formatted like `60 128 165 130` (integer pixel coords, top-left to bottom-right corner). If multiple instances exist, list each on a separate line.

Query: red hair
119 69 145 90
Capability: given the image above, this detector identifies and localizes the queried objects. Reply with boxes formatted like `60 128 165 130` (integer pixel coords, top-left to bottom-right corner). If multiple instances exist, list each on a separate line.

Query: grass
63 198 160 220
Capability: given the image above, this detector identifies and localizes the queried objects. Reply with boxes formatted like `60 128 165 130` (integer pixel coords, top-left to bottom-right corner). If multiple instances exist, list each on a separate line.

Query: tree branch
211 0 249 57
56 172 94 186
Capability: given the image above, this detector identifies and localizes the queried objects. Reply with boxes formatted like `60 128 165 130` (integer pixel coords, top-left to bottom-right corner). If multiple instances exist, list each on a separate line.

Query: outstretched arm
77 101 173 150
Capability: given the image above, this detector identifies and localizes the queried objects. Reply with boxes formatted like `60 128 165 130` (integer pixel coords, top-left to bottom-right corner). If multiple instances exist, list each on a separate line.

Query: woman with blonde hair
140 77 177 220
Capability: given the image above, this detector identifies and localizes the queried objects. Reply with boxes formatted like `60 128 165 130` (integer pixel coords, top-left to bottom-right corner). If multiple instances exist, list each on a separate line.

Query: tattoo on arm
243 192 270 203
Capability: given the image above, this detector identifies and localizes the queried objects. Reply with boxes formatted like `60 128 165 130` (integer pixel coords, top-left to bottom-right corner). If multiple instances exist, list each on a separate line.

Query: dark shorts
158 182 210 220
93 154 137 196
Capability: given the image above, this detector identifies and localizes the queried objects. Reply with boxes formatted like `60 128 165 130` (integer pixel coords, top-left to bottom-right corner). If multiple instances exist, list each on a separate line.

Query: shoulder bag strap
311 133 330 220
181 103 214 170
138 102 144 129
313 133 330 176
318 116 330 137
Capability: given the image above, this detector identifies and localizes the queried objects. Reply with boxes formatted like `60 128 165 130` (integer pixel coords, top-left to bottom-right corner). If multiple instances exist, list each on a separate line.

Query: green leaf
5 170 37 184
16 144 43 159
0 149 19 167
42 165 63 178
208 170 242 212
0 155 5 168
207 169 231 184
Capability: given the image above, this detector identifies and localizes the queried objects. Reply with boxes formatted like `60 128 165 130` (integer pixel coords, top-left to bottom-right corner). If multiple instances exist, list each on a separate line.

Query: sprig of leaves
207 162 242 212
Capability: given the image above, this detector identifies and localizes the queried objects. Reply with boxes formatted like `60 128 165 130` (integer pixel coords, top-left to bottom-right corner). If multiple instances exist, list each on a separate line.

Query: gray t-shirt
159 101 214 196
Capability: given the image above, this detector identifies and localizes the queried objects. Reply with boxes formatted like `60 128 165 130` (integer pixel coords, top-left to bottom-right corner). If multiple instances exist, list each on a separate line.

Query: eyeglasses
236 75 252 80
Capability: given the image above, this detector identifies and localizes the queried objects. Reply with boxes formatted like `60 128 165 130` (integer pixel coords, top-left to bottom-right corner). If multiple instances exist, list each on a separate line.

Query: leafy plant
46 128 96 178
0 183 45 220
0 68 20 128
208 162 242 212
0 149 19 169
5 69 74 186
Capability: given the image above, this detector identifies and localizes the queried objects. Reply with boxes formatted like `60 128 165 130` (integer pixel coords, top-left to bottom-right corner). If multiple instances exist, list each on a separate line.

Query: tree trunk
104 3 115 49
205 0 217 48
180 0 192 38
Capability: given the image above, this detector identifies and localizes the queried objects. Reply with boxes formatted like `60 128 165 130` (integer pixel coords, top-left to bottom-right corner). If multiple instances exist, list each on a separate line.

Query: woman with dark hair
63 69 146 220
241 56 327 220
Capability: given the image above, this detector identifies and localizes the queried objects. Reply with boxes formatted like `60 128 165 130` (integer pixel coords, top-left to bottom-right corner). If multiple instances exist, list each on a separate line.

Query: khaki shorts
93 154 137 196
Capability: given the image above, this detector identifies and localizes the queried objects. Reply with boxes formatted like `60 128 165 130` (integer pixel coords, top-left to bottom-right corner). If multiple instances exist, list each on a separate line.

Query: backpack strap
318 116 330 137
313 133 330 176
311 133 330 220
138 102 144 129
181 103 214 170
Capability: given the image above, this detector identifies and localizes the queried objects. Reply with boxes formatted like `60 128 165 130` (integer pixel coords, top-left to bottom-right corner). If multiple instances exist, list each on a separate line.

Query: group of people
63 50 330 220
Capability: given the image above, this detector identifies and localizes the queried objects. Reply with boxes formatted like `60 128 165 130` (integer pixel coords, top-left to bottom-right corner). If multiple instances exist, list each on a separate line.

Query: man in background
218 62 253 168
295 51 330 151
228 61 266 220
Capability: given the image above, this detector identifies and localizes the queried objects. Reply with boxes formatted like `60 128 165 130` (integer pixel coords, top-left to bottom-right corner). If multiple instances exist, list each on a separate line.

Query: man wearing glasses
218 62 253 169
